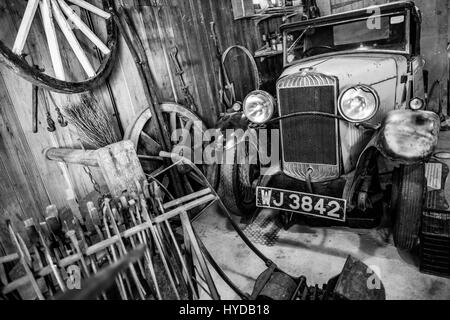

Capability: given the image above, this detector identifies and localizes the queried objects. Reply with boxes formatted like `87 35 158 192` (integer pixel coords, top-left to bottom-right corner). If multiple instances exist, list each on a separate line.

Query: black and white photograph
0 0 449 307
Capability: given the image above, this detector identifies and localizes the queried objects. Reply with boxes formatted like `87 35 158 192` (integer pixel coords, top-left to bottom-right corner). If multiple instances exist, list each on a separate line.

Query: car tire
218 143 258 216
392 163 426 250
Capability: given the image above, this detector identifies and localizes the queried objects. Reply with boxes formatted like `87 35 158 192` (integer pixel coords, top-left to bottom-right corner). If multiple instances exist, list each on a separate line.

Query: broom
65 94 120 149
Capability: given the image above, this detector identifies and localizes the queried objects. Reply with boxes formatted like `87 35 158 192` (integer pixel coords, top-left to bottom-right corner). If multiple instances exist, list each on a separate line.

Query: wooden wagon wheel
125 103 219 194
0 0 118 93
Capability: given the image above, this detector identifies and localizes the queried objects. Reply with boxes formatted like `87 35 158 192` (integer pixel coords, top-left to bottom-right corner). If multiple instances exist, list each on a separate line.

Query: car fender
374 109 440 165
344 109 439 204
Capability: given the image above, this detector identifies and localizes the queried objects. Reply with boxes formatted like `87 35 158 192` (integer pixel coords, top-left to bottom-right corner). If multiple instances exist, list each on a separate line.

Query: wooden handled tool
87 201 101 226
139 198 181 300
103 199 146 300
36 227 66 293
45 205 63 239
127 198 161 299
31 84 39 133
7 221 44 300
66 230 90 278
102 211 129 300
149 189 198 299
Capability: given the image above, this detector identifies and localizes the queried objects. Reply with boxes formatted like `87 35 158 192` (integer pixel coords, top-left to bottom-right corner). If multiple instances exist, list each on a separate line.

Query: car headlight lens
338 85 379 122
243 90 275 124
409 97 425 110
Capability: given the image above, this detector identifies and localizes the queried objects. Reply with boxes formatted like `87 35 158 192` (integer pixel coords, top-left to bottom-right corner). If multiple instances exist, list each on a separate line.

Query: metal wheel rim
0 0 118 93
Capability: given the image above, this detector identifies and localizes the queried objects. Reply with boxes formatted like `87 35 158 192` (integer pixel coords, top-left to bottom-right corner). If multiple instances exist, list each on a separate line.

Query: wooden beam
44 141 146 197
43 147 99 167
66 0 111 19
50 0 96 77
57 0 110 55
153 194 216 224
40 0 66 80
12 0 40 55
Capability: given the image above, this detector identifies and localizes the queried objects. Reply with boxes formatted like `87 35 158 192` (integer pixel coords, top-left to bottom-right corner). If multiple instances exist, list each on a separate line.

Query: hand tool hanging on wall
47 92 68 128
31 84 39 133
29 66 67 132
169 47 197 112
31 64 45 133
38 88 56 132
210 21 236 112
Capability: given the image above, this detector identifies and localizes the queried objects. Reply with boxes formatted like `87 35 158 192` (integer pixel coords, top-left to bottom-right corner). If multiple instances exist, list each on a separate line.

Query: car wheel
218 143 258 216
392 163 426 250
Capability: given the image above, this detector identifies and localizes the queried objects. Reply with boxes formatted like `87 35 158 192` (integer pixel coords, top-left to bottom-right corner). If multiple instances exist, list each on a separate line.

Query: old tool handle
169 47 183 75
32 85 39 133
43 147 99 167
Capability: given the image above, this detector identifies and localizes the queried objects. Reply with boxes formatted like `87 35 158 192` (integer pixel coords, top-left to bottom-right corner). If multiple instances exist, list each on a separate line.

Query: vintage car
217 1 441 250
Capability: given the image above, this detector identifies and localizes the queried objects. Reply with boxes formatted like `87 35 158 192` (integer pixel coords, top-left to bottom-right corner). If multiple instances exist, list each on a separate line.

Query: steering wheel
301 46 337 58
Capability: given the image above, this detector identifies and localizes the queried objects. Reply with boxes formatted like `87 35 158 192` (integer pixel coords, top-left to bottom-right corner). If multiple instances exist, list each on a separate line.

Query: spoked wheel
124 103 219 195
218 139 259 216
0 0 118 93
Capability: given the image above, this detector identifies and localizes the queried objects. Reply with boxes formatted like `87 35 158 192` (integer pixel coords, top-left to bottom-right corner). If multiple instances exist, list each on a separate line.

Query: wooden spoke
12 0 40 55
51 0 96 77
66 0 111 19
40 0 66 80
124 102 218 191
137 155 163 161
187 171 206 186
140 132 162 155
182 174 194 194
184 119 194 131
57 0 111 55
180 119 194 144
0 0 117 92
170 112 178 143
149 166 165 177
179 117 185 130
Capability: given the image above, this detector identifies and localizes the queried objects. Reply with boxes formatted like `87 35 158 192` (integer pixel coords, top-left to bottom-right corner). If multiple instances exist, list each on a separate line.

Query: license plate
256 187 347 222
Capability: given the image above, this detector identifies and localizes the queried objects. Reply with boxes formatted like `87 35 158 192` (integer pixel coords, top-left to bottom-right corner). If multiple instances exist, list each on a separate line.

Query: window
284 13 409 64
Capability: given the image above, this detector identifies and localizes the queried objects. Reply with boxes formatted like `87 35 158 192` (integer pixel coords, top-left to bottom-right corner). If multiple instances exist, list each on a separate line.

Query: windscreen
285 13 408 64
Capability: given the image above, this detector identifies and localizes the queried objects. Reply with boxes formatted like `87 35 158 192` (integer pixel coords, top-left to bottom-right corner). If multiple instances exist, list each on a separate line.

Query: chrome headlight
243 90 275 124
409 97 425 110
338 85 379 122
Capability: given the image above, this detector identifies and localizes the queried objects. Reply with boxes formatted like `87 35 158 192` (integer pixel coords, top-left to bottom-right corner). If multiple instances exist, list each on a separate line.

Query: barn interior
0 0 449 301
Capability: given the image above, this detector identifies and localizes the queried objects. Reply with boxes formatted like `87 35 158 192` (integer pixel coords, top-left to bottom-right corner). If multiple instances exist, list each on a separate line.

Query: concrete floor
194 132 450 300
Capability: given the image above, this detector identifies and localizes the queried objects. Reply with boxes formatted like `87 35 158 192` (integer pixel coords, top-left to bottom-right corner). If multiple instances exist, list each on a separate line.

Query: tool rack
0 177 219 300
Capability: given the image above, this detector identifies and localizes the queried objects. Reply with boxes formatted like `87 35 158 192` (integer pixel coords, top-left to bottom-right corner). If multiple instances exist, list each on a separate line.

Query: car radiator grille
277 73 339 181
